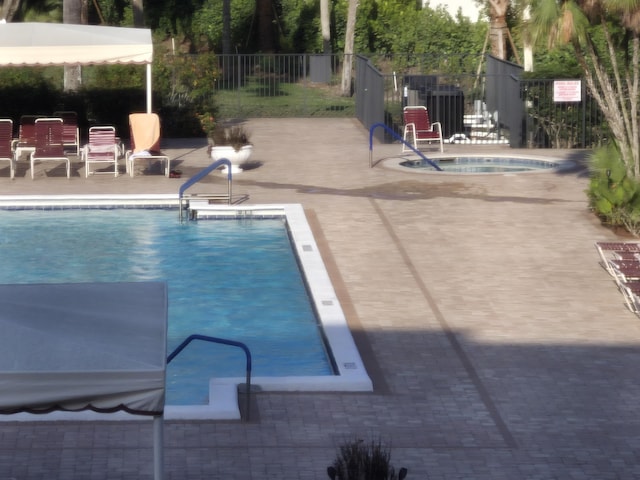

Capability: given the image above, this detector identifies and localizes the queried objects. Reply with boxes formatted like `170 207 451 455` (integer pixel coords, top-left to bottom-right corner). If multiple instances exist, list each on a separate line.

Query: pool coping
0 196 373 421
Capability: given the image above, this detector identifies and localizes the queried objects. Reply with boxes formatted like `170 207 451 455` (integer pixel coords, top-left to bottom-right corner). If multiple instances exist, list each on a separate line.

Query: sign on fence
554 80 582 102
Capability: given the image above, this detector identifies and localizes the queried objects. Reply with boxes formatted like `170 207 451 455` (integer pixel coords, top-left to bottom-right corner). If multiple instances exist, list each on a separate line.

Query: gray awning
0 282 167 416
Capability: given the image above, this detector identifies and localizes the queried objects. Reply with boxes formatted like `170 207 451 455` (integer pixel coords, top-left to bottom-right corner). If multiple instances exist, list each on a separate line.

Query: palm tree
489 0 510 59
532 0 640 177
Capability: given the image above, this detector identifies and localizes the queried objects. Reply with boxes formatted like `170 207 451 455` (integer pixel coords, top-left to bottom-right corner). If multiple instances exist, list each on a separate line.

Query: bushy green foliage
0 68 61 120
191 0 255 52
82 65 145 89
279 0 323 52
153 50 219 137
0 48 218 138
588 144 640 236
331 0 483 59
524 45 583 79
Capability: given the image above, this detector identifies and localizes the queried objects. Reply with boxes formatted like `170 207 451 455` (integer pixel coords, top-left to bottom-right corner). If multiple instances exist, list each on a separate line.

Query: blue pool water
0 209 333 405
399 156 559 173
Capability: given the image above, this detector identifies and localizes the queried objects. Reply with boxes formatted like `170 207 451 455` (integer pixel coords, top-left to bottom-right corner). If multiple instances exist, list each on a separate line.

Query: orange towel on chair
129 113 162 153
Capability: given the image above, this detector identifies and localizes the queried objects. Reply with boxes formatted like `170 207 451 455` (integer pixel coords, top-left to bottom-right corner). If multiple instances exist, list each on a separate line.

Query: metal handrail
178 158 233 221
368 122 442 170
167 333 253 421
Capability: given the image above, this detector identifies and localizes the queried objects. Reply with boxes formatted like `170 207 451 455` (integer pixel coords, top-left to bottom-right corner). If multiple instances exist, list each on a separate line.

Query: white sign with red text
554 80 582 102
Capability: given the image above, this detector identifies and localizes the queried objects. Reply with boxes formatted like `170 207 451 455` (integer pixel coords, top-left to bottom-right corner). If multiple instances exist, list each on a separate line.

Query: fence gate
485 55 524 148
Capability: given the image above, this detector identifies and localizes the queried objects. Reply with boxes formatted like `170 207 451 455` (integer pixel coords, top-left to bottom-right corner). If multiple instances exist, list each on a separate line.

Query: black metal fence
520 78 608 148
209 53 356 118
357 54 609 148
164 52 609 148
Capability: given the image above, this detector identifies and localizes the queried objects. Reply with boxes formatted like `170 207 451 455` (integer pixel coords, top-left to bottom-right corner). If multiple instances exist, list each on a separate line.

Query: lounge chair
617 281 640 314
83 126 119 177
402 105 443 153
0 119 14 178
125 113 170 177
12 115 41 161
53 111 80 156
594 241 640 276
30 118 71 179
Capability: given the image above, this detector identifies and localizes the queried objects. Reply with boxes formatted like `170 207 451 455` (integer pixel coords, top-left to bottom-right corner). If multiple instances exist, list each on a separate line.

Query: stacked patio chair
0 119 14 179
53 111 80 156
12 115 41 161
30 118 71 179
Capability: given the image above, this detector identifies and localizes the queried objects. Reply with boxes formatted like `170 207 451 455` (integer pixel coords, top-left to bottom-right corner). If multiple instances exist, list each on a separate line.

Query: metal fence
520 78 608 148
209 53 355 118
164 52 609 148
357 54 610 148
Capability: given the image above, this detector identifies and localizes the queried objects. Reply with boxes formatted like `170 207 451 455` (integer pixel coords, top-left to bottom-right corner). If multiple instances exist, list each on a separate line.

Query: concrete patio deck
1 118 639 479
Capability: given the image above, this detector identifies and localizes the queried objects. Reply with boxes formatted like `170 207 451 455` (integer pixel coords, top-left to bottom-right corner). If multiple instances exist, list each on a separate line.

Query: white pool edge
0 198 373 422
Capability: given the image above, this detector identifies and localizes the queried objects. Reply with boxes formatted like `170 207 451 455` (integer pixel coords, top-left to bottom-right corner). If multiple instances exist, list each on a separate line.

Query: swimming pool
0 198 372 420
383 154 572 174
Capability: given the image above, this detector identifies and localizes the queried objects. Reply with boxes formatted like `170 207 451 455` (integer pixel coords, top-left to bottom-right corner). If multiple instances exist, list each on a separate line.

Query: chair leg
402 126 414 153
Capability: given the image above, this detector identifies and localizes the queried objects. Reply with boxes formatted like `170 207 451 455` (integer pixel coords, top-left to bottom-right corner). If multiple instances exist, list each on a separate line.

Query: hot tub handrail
167 333 252 421
178 158 233 220
369 122 442 171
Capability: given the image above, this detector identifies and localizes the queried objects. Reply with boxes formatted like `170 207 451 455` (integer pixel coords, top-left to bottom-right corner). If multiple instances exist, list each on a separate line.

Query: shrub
587 143 640 236
327 438 407 480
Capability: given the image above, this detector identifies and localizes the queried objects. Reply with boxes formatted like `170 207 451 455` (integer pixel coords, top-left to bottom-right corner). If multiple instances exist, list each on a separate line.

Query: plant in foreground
327 438 408 480
209 124 251 152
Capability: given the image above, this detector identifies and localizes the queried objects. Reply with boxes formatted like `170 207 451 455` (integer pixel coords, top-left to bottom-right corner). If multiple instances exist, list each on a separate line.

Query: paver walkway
1 118 639 479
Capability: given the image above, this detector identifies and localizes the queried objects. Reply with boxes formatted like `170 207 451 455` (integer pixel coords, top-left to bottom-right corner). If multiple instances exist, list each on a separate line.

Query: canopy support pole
146 63 153 113
153 414 164 480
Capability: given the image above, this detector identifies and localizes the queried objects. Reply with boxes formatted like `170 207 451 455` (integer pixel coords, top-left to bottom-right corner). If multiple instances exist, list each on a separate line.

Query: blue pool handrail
167 333 253 421
178 158 233 220
368 122 442 171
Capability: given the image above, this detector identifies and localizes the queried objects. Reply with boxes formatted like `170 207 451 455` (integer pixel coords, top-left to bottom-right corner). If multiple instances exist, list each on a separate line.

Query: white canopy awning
0 22 154 111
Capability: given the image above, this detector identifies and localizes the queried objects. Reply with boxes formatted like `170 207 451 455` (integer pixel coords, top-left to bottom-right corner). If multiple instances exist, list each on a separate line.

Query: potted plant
208 124 253 173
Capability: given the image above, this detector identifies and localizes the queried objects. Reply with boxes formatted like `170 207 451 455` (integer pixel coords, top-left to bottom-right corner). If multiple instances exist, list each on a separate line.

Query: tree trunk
320 0 331 54
1 0 21 22
132 0 144 27
222 0 231 54
523 4 533 71
256 0 276 52
489 0 509 60
341 0 358 96
63 0 87 92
